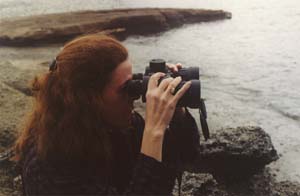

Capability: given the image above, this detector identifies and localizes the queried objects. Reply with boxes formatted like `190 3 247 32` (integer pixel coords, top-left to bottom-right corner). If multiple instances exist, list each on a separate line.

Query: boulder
186 126 279 182
0 8 232 46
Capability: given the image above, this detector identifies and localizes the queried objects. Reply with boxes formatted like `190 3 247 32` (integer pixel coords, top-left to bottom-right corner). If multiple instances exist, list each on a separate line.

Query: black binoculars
125 59 210 140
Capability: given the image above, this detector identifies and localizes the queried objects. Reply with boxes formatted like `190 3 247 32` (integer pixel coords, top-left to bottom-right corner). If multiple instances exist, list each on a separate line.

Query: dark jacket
21 110 200 195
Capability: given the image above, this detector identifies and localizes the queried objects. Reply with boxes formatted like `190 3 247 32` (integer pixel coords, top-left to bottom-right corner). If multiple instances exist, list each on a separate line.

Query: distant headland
0 8 231 46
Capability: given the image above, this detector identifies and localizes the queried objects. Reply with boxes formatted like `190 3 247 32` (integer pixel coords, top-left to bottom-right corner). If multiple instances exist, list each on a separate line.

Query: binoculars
125 59 210 140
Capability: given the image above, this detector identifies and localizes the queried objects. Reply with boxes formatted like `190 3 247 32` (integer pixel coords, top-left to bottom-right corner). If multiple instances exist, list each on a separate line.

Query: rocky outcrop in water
0 8 231 46
188 126 279 182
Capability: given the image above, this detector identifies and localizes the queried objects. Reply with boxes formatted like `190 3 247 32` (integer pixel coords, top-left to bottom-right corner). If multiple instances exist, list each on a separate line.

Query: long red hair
14 34 128 175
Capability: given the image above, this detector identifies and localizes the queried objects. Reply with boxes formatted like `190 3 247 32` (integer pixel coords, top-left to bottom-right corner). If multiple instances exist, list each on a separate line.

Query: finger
176 63 183 69
165 76 182 96
173 66 178 72
173 81 192 102
166 63 178 72
158 77 173 91
148 72 165 89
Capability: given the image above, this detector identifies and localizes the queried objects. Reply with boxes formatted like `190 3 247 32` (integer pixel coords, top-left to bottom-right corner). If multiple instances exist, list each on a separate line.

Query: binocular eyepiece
125 59 210 140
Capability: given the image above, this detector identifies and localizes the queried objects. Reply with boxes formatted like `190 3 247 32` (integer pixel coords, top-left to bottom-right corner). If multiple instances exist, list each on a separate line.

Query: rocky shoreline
0 8 299 196
0 8 231 46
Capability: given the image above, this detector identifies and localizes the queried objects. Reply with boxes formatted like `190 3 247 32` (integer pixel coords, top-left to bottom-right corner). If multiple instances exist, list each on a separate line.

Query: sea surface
1 0 300 183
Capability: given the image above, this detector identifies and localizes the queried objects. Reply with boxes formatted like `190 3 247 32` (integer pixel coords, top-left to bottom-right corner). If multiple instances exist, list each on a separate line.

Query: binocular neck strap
199 99 210 140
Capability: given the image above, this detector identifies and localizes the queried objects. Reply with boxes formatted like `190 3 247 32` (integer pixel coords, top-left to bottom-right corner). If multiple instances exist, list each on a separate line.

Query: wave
269 103 300 121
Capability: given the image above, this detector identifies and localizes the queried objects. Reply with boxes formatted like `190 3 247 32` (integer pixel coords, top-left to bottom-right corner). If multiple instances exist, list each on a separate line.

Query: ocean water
1 0 300 183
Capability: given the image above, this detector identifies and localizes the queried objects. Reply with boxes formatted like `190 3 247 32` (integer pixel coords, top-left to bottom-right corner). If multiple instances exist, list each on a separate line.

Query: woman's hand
166 62 182 72
141 72 191 161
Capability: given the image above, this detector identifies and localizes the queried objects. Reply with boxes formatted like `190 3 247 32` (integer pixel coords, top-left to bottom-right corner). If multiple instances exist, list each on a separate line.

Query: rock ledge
0 8 232 46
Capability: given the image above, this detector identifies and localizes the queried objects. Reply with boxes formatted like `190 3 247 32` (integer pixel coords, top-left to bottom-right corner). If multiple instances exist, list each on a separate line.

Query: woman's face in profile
100 58 134 129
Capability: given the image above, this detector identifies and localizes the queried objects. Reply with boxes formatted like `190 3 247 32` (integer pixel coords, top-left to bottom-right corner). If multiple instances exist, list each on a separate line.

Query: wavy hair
14 34 128 175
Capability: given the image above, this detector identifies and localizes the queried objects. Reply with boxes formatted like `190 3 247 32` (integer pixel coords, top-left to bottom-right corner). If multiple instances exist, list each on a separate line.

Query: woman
14 34 200 195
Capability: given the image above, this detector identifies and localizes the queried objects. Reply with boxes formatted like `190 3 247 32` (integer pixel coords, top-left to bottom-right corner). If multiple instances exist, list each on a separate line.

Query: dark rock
172 169 300 196
0 8 231 46
186 126 279 182
172 173 228 196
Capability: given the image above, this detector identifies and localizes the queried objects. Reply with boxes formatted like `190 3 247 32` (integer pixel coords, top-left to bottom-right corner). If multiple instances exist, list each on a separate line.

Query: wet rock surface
0 8 231 46
187 126 279 182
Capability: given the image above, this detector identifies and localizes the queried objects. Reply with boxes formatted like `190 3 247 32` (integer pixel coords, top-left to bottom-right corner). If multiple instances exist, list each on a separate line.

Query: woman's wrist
141 129 164 162
143 127 165 139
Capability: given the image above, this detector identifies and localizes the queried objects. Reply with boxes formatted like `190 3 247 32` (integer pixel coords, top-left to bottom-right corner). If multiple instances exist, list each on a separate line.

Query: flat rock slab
0 8 231 46
187 126 279 182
